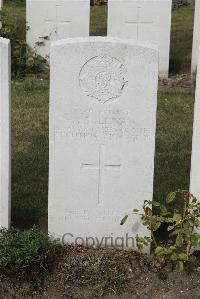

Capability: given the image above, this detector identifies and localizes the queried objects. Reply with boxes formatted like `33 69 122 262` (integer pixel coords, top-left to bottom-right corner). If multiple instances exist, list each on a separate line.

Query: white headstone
190 47 200 198
191 0 200 74
49 37 158 249
27 0 90 59
107 0 172 78
0 38 11 229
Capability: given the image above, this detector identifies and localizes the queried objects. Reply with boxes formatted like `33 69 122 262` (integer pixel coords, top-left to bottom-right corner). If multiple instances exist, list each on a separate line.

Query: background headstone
49 37 158 248
191 0 200 74
27 0 90 59
190 47 200 197
107 0 172 78
0 38 11 229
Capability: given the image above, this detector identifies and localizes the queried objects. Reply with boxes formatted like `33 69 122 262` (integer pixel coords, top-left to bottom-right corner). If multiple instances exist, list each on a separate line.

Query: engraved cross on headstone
126 6 153 39
81 145 121 205
45 4 71 39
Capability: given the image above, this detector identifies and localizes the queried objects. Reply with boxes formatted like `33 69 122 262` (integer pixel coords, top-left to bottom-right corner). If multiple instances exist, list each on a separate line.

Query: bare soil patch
0 246 200 299
159 74 195 93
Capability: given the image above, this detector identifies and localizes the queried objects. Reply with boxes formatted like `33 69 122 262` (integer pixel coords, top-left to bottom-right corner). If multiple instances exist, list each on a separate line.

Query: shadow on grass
11 78 49 228
11 79 195 228
153 91 194 202
170 6 194 74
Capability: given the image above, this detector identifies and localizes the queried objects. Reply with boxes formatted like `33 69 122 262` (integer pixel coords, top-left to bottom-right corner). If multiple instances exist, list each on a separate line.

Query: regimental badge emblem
79 56 128 104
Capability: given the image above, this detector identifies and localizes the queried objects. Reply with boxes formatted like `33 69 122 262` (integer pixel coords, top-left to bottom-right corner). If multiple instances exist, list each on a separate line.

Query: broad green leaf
166 217 175 224
145 237 153 243
176 235 183 247
173 213 182 223
176 261 184 272
166 192 176 204
160 204 168 214
191 234 200 247
194 219 200 227
178 253 188 261
155 246 165 255
153 222 161 231
169 246 176 252
170 253 178 261
169 228 182 237
120 215 129 225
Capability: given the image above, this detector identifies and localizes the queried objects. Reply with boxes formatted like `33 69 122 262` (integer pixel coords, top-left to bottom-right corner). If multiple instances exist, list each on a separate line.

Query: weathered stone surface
48 37 158 249
190 48 200 198
27 0 90 59
0 38 11 229
107 0 172 78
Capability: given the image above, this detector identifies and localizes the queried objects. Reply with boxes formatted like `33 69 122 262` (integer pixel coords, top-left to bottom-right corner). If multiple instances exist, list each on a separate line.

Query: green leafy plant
121 190 200 272
0 226 57 273
0 10 47 77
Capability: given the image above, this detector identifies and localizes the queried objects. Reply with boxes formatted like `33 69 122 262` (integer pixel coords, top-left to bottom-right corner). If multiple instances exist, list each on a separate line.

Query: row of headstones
26 0 200 78
1 35 200 248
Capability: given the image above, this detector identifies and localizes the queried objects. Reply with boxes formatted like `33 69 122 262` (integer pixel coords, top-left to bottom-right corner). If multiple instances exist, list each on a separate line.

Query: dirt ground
159 74 195 93
0 246 200 299
7 72 198 299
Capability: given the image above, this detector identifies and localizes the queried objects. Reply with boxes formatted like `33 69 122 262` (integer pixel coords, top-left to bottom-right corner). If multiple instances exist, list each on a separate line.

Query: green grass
170 6 195 73
4 2 195 73
12 79 49 226
2 1 196 225
3 1 26 41
93 5 196 73
11 78 195 225
154 91 194 201
90 5 107 36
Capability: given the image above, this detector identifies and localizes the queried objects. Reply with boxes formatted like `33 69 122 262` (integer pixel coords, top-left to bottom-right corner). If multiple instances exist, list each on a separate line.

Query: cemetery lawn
90 5 107 36
3 1 26 41
170 5 194 73
3 0 195 227
11 78 194 227
3 1 200 298
3 2 195 72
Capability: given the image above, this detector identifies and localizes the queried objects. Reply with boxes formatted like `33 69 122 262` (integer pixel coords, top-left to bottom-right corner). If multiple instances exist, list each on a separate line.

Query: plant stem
187 224 195 257
151 230 158 247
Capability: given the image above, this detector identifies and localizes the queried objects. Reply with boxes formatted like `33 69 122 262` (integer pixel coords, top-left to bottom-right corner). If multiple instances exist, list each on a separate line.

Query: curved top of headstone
0 38 10 73
50 37 158 104
0 38 10 77
50 36 158 104
0 37 10 46
51 36 158 52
